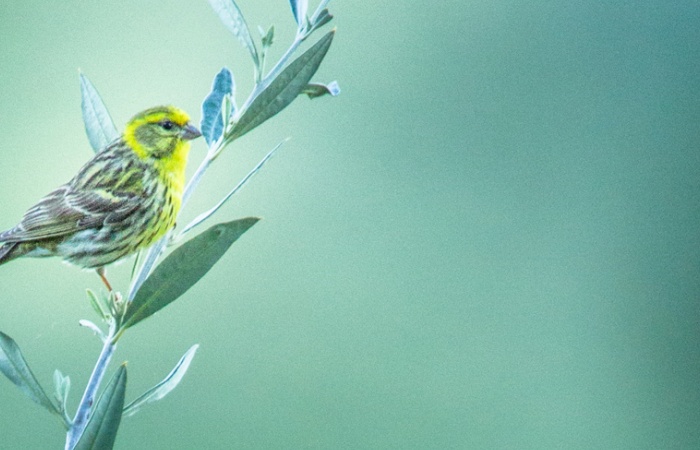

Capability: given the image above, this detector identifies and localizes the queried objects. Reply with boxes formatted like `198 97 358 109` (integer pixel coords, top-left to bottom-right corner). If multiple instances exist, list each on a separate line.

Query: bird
0 105 201 291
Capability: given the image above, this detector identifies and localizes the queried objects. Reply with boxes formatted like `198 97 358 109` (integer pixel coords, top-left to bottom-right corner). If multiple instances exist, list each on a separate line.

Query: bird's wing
0 185 141 242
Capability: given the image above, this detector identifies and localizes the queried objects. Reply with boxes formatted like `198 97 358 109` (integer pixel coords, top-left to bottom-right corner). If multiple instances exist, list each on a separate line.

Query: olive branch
0 1 338 448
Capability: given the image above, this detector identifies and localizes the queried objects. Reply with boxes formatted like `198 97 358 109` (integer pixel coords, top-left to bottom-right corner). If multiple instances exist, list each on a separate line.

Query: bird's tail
0 242 19 265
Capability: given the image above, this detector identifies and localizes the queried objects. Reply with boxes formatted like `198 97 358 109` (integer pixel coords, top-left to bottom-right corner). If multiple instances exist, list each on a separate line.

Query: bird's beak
181 123 202 141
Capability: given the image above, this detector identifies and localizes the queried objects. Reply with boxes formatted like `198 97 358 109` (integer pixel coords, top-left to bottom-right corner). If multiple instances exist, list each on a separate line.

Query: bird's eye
160 120 175 131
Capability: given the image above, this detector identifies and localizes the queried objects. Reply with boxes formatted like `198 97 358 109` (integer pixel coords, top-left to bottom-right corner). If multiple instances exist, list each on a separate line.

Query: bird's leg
96 267 113 292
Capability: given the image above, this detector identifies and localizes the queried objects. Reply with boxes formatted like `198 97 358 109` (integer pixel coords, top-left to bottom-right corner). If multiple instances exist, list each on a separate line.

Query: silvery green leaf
79 73 118 153
207 0 259 67
309 0 332 28
180 141 284 236
122 218 260 330
289 0 308 29
261 25 275 50
78 320 107 342
123 345 199 418
74 364 127 450
53 369 71 426
302 80 341 98
310 8 333 32
201 68 235 147
0 331 61 417
86 289 110 321
53 370 70 404
229 29 335 141
221 94 234 131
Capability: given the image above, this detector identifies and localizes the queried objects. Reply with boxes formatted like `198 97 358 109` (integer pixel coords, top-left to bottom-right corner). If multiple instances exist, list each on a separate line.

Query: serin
0 105 201 290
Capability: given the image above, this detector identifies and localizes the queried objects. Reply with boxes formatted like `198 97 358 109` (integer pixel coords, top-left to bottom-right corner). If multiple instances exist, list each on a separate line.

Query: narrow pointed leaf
53 370 70 407
122 218 260 330
289 0 308 29
53 369 71 428
86 289 103 319
86 289 110 321
53 370 69 403
201 68 235 147
0 331 60 416
208 0 259 66
180 141 283 236
80 73 118 153
310 8 333 32
311 0 332 19
302 81 341 99
74 364 127 450
79 320 107 342
261 25 275 50
229 30 335 141
123 345 199 418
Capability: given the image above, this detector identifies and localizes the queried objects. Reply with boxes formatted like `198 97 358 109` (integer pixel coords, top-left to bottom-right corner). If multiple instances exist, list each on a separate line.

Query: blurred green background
0 1 698 448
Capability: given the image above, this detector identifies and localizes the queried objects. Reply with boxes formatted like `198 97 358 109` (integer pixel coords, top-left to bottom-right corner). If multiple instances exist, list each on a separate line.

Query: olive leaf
179 142 282 237
0 332 63 421
123 345 199 418
79 73 118 153
208 0 259 68
201 68 235 148
74 364 127 450
289 0 308 30
121 218 259 331
228 29 335 141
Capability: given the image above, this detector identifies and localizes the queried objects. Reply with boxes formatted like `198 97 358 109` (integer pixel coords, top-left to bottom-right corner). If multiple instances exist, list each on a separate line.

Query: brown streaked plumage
0 106 201 290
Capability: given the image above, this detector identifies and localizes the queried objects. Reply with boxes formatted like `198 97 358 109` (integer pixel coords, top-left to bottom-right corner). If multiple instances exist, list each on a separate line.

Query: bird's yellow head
123 105 200 196
123 105 201 161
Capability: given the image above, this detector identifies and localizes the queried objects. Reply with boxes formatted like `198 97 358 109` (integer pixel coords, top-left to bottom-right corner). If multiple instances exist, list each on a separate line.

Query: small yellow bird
0 105 201 290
